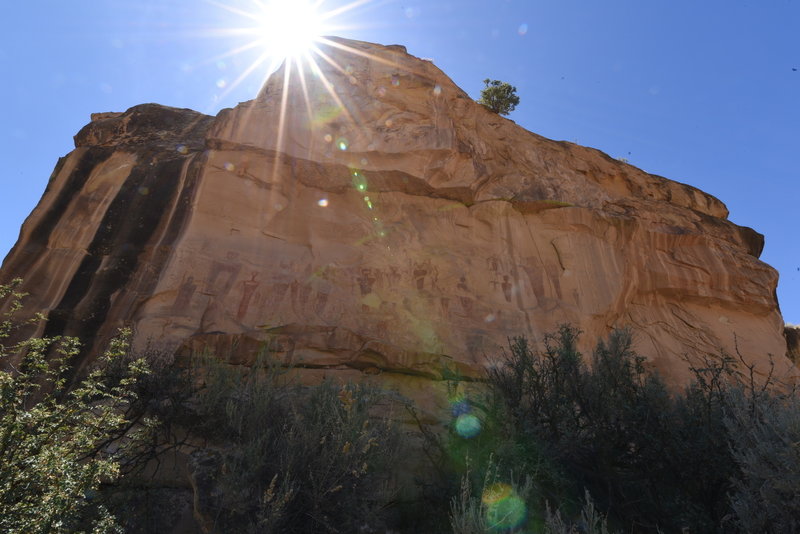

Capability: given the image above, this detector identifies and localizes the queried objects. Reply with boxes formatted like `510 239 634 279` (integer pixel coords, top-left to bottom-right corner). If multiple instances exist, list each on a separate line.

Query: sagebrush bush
190 355 401 533
448 460 534 534
449 471 490 534
725 385 800 532
543 491 615 534
486 326 696 529
469 325 800 533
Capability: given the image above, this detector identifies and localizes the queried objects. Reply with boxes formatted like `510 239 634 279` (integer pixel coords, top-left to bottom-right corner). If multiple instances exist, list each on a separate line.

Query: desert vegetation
0 280 153 533
183 357 400 533
434 326 800 533
478 79 520 116
2 278 799 533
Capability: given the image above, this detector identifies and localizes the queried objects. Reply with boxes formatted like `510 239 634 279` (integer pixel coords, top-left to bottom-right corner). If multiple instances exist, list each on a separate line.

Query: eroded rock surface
1 37 795 398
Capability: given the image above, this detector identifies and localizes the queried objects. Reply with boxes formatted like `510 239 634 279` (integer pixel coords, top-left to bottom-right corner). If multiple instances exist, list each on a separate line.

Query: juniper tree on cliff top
478 79 520 116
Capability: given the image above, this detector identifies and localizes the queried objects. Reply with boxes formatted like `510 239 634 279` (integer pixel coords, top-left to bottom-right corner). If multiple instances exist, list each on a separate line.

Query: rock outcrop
1 37 795 397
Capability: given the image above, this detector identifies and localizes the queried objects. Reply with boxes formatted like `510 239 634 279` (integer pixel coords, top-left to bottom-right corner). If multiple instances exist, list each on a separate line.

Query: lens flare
312 103 344 126
351 170 367 192
482 483 513 505
481 483 528 531
203 0 379 101
455 414 481 438
485 491 527 531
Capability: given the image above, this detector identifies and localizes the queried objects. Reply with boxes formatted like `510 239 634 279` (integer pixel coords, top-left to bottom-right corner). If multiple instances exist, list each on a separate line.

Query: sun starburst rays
201 0 418 192
202 1 366 104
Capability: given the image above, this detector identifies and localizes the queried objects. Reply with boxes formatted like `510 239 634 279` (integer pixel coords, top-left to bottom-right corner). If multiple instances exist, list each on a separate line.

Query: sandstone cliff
1 37 795 398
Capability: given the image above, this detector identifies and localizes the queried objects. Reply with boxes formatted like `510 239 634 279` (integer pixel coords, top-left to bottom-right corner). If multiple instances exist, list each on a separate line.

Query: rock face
1 37 795 392
787 326 800 365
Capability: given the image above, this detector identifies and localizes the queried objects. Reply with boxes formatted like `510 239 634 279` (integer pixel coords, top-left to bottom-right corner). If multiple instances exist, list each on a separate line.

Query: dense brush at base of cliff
439 327 800 534
104 353 405 534
2 275 798 533
88 326 800 534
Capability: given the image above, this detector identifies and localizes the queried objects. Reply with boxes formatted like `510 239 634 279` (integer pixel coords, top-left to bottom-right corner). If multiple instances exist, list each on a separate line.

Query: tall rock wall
1 38 795 397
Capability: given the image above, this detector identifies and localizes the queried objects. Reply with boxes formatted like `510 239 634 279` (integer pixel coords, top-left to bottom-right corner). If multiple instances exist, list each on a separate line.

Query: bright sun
254 0 326 59
207 0 374 99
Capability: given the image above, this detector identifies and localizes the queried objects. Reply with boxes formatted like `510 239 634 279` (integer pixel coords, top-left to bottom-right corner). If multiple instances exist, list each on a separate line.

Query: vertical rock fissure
0 148 114 280
130 150 208 299
43 154 190 354
504 213 535 338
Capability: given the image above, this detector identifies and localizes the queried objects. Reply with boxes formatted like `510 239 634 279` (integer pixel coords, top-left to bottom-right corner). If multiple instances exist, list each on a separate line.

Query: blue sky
1 0 798 323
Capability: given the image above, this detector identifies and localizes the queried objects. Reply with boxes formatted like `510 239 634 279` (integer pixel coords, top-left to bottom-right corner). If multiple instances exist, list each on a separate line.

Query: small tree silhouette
478 79 520 116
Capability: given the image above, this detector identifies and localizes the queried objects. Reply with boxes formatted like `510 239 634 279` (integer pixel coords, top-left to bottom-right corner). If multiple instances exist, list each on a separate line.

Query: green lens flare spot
351 171 368 192
485 493 527 531
455 414 481 438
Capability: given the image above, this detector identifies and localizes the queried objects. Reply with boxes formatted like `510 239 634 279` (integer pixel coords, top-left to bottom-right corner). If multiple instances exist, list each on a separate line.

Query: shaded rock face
787 326 800 365
1 37 795 393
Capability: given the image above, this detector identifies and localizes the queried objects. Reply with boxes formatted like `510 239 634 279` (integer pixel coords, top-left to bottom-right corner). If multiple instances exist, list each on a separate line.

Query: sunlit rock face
1 37 795 393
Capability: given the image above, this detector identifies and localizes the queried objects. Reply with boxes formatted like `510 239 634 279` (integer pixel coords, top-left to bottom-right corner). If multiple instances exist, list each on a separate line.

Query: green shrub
0 280 150 534
449 464 533 534
485 326 737 532
412 361 566 532
543 491 615 534
478 79 520 116
449 472 488 534
188 356 401 533
725 385 800 532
